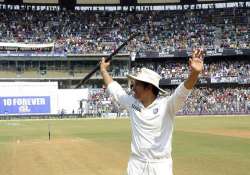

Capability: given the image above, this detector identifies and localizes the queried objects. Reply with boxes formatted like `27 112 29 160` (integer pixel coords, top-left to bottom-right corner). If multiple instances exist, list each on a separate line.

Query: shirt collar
135 96 159 109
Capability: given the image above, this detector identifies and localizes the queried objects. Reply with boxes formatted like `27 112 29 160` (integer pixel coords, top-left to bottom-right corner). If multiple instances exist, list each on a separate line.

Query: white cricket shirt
107 81 191 161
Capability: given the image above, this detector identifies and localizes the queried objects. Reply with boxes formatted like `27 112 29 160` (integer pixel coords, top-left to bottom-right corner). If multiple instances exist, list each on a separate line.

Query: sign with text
0 96 51 115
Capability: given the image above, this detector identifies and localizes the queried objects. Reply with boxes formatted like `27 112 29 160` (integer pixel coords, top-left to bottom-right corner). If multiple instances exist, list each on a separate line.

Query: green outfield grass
0 116 249 175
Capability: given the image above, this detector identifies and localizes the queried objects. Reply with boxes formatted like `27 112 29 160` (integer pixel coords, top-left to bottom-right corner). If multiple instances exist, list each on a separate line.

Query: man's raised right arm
100 57 113 86
99 57 132 109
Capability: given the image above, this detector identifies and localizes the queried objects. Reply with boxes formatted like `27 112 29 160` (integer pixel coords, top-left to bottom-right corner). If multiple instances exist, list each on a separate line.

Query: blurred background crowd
0 6 249 116
0 7 249 54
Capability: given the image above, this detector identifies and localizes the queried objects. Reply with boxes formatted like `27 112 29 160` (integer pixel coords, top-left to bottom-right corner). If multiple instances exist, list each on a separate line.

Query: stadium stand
0 0 249 116
0 6 249 54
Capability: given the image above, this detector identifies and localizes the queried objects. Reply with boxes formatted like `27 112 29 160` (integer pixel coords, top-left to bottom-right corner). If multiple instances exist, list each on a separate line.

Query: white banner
23 0 58 4
0 82 89 115
0 42 54 48
77 0 119 4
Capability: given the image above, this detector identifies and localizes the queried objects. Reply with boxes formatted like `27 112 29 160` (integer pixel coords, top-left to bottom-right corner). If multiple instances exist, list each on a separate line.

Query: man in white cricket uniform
100 49 204 175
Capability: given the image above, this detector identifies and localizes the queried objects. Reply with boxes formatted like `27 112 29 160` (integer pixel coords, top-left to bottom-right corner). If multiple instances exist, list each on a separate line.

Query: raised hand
184 48 205 89
189 48 204 75
100 57 110 72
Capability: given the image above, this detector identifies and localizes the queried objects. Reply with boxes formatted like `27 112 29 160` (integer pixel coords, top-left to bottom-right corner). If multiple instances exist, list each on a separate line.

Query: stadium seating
0 4 249 115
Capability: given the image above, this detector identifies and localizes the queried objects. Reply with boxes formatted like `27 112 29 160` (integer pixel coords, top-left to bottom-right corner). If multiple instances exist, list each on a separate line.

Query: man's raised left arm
184 48 204 89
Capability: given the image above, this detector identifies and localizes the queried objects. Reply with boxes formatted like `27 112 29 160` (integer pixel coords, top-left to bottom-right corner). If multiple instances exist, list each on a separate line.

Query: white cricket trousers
126 155 173 175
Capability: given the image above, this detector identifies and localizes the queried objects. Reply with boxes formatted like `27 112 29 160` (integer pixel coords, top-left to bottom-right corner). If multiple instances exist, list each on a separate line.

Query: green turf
173 116 250 175
0 116 249 175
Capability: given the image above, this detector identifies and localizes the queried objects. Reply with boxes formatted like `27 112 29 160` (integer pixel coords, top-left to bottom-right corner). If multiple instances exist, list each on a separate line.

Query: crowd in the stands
87 85 249 116
0 6 249 115
0 7 249 54
131 60 250 79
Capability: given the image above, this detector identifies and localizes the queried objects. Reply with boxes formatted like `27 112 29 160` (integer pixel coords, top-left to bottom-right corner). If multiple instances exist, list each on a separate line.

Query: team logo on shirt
132 104 141 112
153 108 158 114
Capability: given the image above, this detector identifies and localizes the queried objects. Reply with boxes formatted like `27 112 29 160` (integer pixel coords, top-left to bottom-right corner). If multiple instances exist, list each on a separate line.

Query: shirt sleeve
165 82 191 117
107 81 134 109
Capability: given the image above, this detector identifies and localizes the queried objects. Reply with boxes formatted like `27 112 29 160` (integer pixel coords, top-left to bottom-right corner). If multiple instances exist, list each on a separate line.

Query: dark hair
141 81 159 97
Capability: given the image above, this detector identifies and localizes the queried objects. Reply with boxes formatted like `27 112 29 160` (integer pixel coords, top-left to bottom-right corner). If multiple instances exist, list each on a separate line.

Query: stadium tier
0 2 249 117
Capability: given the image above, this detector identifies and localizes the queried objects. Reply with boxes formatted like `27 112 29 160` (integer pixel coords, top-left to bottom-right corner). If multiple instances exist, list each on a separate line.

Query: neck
141 94 157 108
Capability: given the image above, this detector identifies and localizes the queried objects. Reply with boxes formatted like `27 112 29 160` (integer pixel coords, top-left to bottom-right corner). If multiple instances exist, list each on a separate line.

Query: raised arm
100 57 133 109
100 57 113 86
184 48 204 89
166 48 204 116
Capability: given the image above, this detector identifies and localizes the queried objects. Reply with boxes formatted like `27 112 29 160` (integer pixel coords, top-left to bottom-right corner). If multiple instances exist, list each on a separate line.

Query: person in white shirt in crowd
100 48 204 175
